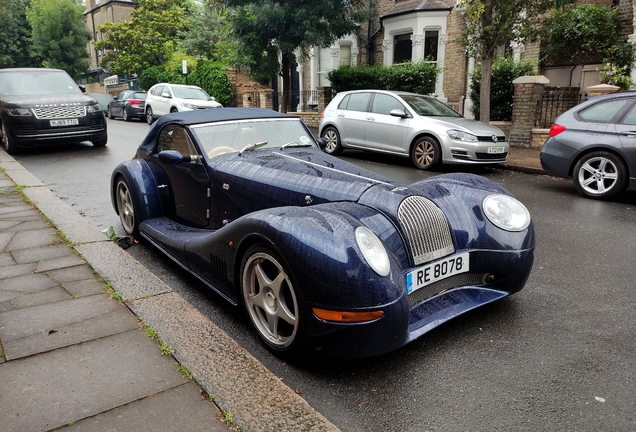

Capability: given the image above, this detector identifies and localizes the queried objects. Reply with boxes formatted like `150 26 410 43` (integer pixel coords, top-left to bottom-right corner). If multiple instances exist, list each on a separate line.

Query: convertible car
111 108 535 359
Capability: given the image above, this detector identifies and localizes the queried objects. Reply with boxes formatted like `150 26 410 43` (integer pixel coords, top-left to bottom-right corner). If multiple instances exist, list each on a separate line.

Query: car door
364 93 411 153
335 92 371 147
115 91 129 116
614 99 636 172
152 85 170 116
151 124 211 228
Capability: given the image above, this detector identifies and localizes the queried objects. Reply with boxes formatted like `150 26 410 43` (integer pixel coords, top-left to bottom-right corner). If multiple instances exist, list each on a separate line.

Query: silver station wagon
319 90 509 170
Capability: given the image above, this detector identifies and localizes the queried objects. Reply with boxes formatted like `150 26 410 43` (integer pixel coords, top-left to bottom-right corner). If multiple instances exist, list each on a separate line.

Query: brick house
297 0 636 118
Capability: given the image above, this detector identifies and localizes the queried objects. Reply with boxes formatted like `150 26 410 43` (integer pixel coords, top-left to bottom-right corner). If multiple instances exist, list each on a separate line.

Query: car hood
419 116 505 136
178 98 222 108
212 147 401 217
0 93 98 108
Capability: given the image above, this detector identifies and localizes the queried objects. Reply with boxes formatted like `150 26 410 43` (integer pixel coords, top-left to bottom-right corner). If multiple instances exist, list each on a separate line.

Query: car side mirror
315 138 327 150
158 150 202 165
161 92 171 98
390 109 408 119
79 85 86 93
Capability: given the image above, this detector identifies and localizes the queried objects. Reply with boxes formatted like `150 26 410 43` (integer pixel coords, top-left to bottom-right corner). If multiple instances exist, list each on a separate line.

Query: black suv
0 68 107 154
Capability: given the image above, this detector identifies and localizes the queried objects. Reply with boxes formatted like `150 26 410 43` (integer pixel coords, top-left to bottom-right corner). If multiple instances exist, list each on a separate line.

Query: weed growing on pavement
179 365 193 380
104 283 123 301
159 342 173 355
220 409 233 425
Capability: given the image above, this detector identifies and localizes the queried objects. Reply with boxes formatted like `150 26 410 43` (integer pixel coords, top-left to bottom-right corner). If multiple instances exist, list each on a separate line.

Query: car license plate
487 146 505 154
50 119 79 127
406 252 470 294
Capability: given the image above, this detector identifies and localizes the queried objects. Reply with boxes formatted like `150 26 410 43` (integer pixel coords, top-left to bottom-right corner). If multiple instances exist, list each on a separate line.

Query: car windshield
191 118 315 158
0 70 81 96
172 86 212 100
401 94 462 117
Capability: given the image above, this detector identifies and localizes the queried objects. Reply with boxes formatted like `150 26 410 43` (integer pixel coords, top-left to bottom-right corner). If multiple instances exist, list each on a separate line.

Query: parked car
107 90 147 121
145 83 222 125
110 108 535 359
0 68 107 154
540 91 636 199
88 93 114 115
319 90 509 170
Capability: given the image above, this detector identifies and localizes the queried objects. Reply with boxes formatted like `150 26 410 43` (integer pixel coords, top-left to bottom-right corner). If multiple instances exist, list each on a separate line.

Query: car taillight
130 100 142 106
321 110 325 118
549 124 566 137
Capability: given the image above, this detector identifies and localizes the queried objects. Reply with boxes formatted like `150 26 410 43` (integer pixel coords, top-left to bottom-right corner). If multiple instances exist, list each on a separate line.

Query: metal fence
535 91 586 128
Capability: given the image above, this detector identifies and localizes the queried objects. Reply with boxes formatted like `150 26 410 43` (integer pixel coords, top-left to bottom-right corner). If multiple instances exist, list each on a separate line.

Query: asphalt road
14 118 636 431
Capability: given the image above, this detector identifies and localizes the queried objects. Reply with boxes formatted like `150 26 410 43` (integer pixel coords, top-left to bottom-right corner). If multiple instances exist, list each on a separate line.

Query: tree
95 0 194 75
458 0 565 122
540 4 635 89
0 0 39 68
26 0 91 76
226 0 375 113
179 0 240 65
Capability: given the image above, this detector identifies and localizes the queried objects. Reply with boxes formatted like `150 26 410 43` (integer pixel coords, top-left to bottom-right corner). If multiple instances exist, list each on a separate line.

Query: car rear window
133 92 147 100
339 93 371 112
578 99 632 122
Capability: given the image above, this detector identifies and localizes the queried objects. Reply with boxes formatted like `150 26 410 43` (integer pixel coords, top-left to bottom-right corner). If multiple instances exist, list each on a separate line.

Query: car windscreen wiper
279 141 313 150
239 141 268 155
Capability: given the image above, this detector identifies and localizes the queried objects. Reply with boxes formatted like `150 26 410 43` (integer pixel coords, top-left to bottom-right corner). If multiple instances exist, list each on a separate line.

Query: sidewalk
0 146 543 432
0 151 338 432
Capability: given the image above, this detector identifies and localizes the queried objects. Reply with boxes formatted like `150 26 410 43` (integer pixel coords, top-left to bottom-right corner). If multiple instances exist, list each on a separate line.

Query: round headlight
482 194 531 232
355 226 390 277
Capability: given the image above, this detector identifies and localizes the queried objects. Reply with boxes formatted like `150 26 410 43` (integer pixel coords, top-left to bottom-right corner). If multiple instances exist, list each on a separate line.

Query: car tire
1 123 21 155
572 151 628 200
170 107 178 113
115 177 139 236
321 126 343 155
411 136 441 170
107 107 114 119
92 136 108 147
240 244 306 358
123 108 130 122
146 106 155 125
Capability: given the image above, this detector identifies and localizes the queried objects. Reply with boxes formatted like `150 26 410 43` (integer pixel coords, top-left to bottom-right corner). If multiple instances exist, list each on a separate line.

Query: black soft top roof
139 108 296 151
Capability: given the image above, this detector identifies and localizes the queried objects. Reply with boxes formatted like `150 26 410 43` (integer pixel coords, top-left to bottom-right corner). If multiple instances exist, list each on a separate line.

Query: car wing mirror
157 150 192 165
315 138 327 150
390 109 408 119
79 85 86 93
161 92 171 98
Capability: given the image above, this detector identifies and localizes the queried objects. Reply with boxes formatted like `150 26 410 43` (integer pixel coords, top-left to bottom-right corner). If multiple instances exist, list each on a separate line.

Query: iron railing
535 91 586 128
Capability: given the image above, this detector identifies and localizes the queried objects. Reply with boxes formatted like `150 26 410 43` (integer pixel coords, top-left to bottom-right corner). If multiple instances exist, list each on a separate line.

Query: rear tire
146 107 155 125
411 136 441 170
115 177 139 236
92 136 108 147
1 123 21 154
123 108 130 122
572 151 628 199
321 126 343 155
107 107 114 119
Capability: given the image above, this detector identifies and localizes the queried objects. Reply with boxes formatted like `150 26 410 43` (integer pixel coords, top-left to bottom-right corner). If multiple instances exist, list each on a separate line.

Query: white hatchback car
145 83 222 125
319 90 509 170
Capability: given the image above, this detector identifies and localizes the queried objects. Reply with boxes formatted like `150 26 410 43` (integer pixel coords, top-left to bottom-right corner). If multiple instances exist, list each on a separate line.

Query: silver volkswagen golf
319 90 509 170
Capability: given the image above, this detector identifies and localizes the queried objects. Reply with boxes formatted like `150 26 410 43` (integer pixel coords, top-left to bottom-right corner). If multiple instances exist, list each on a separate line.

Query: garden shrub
470 57 536 121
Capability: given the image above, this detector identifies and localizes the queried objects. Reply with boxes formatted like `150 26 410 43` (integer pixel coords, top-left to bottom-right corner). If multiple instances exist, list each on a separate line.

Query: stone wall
509 76 550 148
530 129 550 149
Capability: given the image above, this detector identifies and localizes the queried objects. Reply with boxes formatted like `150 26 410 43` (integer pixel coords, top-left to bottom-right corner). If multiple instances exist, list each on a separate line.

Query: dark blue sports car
111 108 535 359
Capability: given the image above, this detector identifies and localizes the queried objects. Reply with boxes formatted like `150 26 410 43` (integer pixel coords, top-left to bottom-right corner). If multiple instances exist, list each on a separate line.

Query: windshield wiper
279 141 313 150
239 141 267 156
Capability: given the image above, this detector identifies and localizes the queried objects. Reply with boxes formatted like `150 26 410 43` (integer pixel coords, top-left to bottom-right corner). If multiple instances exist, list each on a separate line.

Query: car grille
477 135 506 143
475 152 508 160
397 196 455 265
32 106 86 119
408 272 486 307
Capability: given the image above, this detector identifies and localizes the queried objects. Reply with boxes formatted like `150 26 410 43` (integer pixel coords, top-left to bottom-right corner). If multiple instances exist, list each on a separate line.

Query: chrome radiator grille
397 196 455 265
32 106 86 119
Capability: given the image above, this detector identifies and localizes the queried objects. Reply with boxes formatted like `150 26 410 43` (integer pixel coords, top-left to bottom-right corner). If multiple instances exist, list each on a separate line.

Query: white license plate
50 119 79 127
487 146 505 154
406 252 470 294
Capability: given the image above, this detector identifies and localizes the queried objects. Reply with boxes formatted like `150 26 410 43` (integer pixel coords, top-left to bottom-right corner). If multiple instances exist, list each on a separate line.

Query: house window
394 33 412 64
424 31 439 61
339 45 351 66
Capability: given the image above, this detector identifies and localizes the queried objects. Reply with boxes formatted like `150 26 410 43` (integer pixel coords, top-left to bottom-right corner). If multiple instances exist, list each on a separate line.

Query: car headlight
355 226 390 277
447 129 478 143
179 102 196 110
482 194 531 231
7 108 32 116
87 104 101 113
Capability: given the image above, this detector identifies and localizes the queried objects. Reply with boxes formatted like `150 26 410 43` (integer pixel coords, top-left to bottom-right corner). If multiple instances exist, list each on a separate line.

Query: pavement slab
65 382 230 432
62 278 107 297
0 329 188 432
0 262 37 279
4 227 60 251
46 264 97 284
35 254 86 272
11 244 75 264
3 285 72 310
0 272 58 293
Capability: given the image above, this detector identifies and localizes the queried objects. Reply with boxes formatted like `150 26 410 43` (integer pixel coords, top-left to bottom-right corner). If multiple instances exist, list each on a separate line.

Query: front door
152 124 211 228
364 93 410 153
